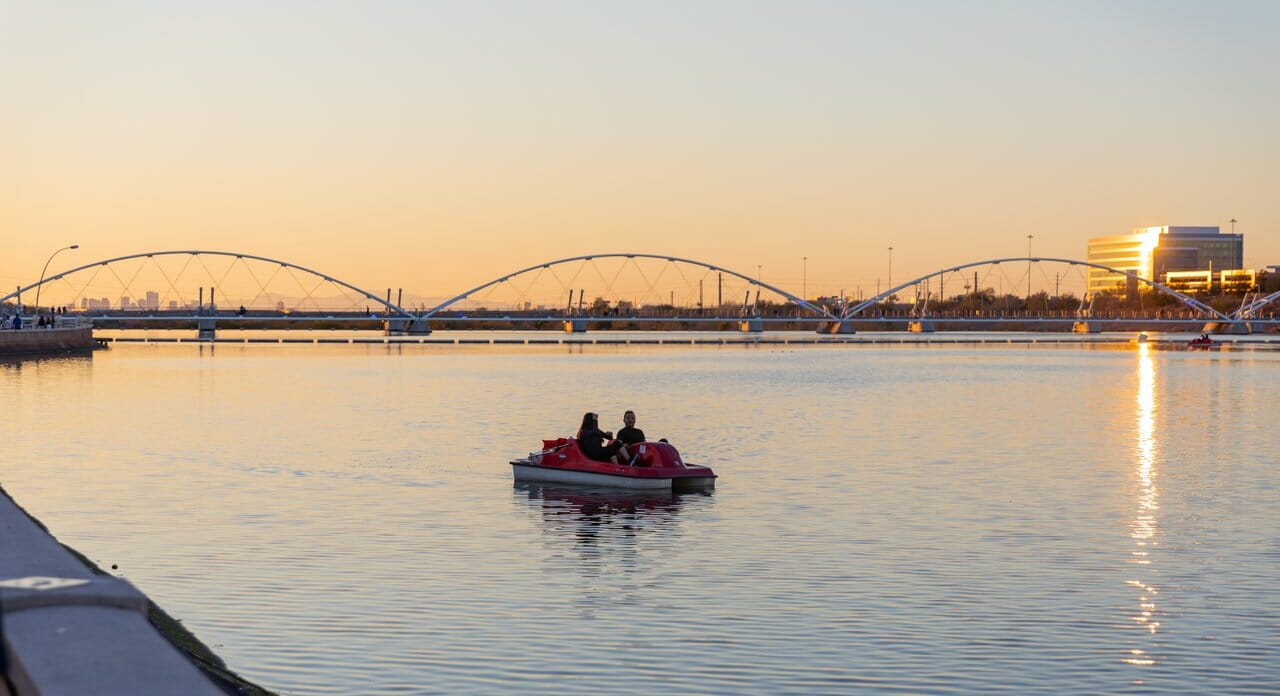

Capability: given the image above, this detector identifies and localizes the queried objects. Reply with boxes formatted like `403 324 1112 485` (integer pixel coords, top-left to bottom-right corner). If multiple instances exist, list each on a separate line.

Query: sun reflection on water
1125 344 1161 667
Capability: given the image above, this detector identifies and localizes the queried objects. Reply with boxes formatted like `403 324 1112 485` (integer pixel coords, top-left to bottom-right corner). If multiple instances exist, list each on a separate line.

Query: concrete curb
1 486 225 695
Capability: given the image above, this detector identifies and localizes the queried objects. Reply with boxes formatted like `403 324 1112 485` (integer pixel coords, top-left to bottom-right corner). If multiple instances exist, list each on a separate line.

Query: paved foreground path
0 485 223 695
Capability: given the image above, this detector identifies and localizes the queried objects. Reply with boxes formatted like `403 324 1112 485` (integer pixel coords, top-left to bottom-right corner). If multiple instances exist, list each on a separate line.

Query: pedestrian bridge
3 250 1277 334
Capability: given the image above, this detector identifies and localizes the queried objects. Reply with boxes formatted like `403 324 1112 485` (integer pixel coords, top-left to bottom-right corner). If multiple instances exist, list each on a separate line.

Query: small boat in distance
511 438 716 490
1188 334 1217 349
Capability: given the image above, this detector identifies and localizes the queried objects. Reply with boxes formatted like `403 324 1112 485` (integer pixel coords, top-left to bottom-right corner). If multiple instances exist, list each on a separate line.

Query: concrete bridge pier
907 320 935 333
563 319 588 333
383 318 427 335
738 319 764 333
1202 321 1252 335
817 321 855 334
1072 321 1101 333
196 318 216 340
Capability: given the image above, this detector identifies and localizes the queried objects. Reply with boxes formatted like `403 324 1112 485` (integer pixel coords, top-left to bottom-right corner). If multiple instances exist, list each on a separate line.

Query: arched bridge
842 257 1235 322
4 251 1274 333
1 250 417 320
420 253 838 323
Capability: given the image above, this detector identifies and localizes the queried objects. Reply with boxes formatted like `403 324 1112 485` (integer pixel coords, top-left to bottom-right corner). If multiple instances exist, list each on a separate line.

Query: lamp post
887 246 893 290
802 256 807 300
34 244 79 314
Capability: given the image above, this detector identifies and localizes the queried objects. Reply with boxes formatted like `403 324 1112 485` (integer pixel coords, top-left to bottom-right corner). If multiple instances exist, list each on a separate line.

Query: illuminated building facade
1086 226 1244 292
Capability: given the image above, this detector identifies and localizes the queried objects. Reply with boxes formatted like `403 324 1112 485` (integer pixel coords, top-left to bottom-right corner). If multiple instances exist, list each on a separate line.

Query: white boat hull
509 463 716 488
511 463 676 489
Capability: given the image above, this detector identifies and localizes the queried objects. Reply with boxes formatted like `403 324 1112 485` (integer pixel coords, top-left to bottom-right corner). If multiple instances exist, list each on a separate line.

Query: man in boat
616 410 646 447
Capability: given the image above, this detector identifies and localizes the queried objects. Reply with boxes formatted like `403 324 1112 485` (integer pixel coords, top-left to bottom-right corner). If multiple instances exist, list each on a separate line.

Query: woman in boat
576 412 632 465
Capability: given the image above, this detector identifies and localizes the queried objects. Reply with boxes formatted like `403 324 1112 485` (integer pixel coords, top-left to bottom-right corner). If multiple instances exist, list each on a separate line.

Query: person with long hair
576 412 632 465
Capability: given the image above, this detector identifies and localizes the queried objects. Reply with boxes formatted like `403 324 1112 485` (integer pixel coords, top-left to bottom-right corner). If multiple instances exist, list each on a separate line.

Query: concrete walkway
0 325 96 356
0 485 223 695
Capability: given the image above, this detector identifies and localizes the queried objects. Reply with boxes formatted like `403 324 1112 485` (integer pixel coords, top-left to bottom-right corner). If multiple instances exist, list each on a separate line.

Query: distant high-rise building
145 291 160 310
1086 226 1243 292
119 296 133 310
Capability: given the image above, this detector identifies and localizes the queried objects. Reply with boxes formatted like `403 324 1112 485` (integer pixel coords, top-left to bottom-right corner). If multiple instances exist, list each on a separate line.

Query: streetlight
887 247 893 289
802 256 807 300
34 244 79 314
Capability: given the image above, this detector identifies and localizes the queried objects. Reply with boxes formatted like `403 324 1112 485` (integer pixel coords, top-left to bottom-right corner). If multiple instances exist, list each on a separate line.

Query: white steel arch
841 257 1234 323
420 253 840 320
1234 291 1280 320
1 250 417 318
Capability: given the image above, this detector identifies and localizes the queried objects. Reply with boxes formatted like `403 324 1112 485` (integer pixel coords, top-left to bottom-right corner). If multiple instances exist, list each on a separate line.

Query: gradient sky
4 1 1278 299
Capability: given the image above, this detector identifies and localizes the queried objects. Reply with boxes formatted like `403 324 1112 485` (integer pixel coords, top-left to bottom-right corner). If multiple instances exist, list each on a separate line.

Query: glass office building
1086 226 1243 292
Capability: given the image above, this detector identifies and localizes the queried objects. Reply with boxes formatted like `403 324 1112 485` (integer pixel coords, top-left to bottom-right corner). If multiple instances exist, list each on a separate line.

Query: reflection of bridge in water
5 250 1280 337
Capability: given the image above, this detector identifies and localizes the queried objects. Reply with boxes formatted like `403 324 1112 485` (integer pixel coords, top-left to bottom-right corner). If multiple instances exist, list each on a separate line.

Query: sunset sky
4 1 1278 300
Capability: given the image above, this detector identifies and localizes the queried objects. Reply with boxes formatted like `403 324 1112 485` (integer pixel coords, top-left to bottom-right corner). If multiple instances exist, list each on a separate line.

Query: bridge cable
561 261 589 301
238 259 279 309
599 258 628 306
68 264 108 309
469 275 509 312
123 258 155 308
667 260 698 310
508 267 546 311
541 264 572 311
630 258 661 308
149 254 197 311
283 265 330 312
102 263 141 309
193 255 233 309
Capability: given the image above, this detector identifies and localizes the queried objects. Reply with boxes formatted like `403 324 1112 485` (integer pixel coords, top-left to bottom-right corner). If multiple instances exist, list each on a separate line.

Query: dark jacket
616 426 646 446
577 426 619 462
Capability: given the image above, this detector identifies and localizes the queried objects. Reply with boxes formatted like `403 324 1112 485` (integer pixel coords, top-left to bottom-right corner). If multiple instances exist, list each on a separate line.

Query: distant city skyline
4 2 1278 297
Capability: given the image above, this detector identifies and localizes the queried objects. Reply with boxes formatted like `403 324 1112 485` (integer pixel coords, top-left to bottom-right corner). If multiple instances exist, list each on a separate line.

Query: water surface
2 338 1278 694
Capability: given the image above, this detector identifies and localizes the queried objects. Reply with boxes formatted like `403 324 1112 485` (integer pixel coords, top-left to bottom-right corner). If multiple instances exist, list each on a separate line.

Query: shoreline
0 482 274 696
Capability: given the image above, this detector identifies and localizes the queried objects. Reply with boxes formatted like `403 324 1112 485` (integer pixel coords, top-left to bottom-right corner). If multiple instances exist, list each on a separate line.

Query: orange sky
4 2 1277 300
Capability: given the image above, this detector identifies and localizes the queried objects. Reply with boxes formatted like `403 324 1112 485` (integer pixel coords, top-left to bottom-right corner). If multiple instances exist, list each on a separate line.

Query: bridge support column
1202 321 1251 335
197 318 216 340
383 318 410 335
1072 321 1101 334
738 319 764 333
563 319 588 333
817 321 855 334
907 320 935 333
408 319 432 335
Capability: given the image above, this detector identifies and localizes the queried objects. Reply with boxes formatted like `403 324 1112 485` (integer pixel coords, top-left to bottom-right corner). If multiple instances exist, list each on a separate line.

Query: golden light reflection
1136 226 1164 280
1127 344 1162 662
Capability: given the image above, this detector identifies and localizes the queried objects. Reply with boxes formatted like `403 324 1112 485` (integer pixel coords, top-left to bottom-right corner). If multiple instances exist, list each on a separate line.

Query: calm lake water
3 334 1279 694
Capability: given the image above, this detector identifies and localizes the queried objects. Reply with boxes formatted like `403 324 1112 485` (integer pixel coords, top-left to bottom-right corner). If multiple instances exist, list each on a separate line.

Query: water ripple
2 343 1279 693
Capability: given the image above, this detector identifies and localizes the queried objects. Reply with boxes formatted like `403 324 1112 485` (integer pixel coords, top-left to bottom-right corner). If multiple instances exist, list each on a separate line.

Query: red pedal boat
511 438 716 490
